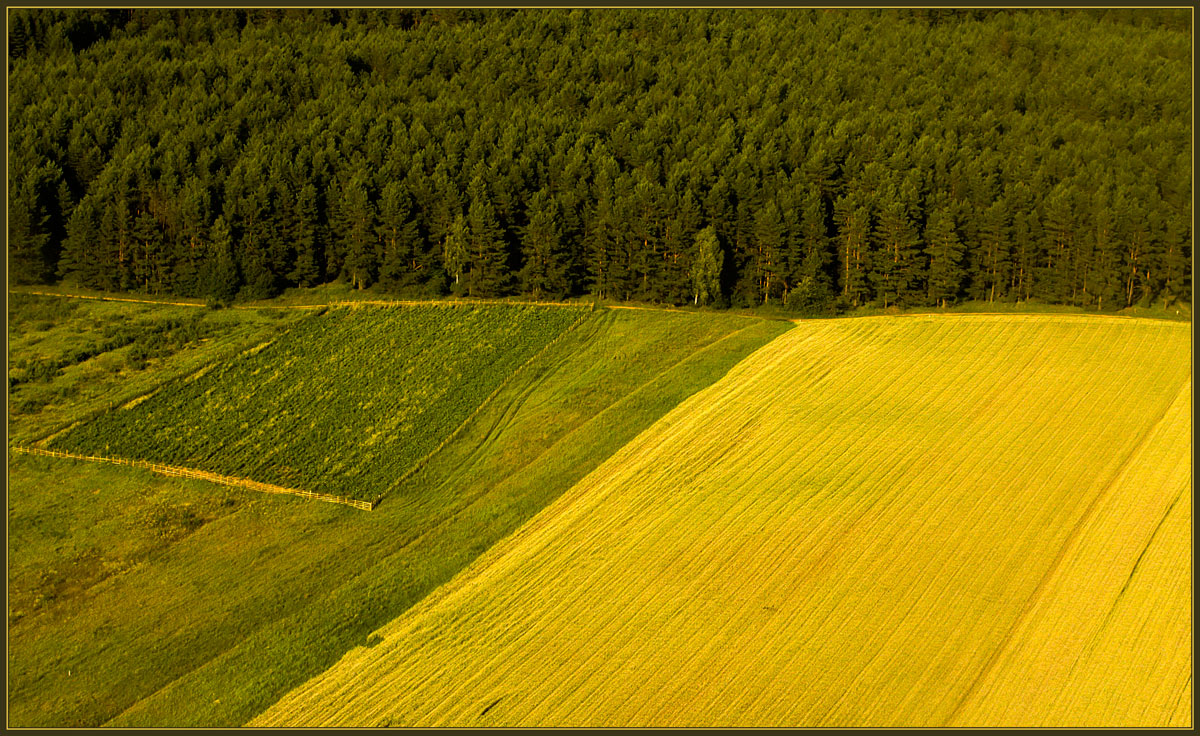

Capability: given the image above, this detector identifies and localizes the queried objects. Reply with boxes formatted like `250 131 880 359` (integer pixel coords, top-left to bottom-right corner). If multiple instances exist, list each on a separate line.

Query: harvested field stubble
251 314 1192 728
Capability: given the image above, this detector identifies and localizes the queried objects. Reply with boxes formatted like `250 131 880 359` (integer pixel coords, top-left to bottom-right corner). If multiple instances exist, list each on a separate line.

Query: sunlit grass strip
250 314 1190 728
10 445 375 510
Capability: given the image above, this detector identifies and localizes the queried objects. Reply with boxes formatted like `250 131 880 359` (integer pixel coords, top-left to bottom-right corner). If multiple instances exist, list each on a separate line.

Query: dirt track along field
250 314 1191 728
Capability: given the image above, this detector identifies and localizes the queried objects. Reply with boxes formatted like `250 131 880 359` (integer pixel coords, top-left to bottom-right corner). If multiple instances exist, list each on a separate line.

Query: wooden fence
9 445 377 511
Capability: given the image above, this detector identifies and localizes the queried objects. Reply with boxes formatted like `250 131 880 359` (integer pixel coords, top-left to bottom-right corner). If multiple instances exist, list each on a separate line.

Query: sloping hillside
251 314 1191 728
8 296 791 728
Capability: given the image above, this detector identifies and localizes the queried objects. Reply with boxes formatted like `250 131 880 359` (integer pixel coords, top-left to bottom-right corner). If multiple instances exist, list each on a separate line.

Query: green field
7 294 791 727
49 303 588 502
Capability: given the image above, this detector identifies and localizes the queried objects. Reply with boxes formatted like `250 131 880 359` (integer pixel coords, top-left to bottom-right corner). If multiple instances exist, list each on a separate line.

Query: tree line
8 8 1191 312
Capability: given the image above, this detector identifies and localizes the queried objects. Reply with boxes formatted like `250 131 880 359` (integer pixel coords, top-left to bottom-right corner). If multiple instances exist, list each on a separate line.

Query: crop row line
9 445 375 511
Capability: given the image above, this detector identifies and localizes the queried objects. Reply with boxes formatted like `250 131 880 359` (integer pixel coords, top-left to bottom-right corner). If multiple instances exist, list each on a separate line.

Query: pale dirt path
9 446 374 510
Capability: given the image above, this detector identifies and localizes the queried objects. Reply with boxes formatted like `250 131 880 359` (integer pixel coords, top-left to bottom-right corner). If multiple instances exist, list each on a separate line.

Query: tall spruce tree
465 173 508 297
199 215 239 303
787 187 833 314
288 182 323 288
340 173 378 290
752 199 785 305
871 198 921 308
58 194 99 288
9 160 54 284
520 188 568 299
977 198 1011 303
377 181 422 292
442 213 468 290
926 207 965 308
834 193 871 307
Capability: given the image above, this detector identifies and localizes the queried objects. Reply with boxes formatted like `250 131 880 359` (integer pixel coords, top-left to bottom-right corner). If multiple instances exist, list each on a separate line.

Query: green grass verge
7 305 791 728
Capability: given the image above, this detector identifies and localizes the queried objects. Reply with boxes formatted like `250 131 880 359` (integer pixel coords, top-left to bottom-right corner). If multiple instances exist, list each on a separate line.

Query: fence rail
9 445 376 511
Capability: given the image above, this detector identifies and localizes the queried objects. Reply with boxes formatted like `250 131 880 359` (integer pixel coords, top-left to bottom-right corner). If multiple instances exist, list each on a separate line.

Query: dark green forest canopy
8 8 1192 312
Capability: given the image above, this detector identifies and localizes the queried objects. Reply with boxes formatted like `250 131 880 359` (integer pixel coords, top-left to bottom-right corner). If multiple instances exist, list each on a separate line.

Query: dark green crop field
50 303 587 502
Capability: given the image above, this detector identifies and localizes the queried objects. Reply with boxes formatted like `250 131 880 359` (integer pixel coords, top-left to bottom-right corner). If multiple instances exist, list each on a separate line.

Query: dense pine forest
8 8 1191 312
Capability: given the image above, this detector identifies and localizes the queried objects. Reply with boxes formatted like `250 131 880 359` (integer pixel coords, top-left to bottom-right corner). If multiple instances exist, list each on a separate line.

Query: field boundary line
9 446 375 511
606 304 779 321
11 288 583 312
14 289 208 308
13 288 1188 323
806 311 1190 325
330 298 587 310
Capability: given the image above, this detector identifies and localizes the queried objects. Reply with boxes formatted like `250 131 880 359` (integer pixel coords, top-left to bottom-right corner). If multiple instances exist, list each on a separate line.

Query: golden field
251 314 1191 728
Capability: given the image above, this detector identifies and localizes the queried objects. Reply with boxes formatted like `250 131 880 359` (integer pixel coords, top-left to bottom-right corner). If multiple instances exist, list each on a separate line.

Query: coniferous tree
288 182 323 288
1115 186 1154 308
586 160 622 301
174 176 210 297
132 206 165 293
730 165 762 307
1006 182 1038 302
834 194 871 307
1039 186 1076 303
465 173 508 297
752 199 785 305
520 188 569 299
664 187 702 304
871 198 921 308
9 162 53 284
1090 193 1123 311
977 199 1011 303
629 169 663 301
926 207 965 308
101 173 135 292
58 194 99 287
787 187 833 314
198 215 239 302
376 181 422 292
265 161 297 283
1158 214 1188 308
340 173 378 290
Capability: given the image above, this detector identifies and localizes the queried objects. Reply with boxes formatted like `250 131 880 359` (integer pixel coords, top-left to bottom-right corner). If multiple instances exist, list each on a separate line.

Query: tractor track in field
943 376 1193 725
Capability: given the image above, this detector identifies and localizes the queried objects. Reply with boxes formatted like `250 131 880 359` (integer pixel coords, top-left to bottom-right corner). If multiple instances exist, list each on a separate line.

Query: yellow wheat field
252 314 1191 728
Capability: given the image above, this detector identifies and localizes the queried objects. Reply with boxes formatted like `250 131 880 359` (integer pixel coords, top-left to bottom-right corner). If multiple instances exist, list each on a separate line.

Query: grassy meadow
250 314 1191 728
7 294 309 446
7 293 791 727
